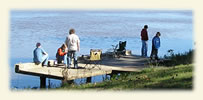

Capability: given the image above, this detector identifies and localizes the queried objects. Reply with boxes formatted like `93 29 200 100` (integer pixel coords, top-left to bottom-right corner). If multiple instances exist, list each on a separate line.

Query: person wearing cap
33 42 49 66
65 28 80 69
150 32 161 60
56 43 68 66
141 25 149 57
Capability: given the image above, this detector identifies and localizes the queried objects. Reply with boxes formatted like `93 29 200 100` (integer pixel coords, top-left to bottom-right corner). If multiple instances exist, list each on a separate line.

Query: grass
57 64 193 90
56 50 194 90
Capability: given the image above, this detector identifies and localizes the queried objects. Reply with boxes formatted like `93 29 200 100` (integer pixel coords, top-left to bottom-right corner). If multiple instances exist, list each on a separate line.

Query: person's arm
146 31 149 40
77 40 80 52
158 37 160 48
41 48 47 55
141 30 143 37
65 37 69 49
33 50 36 62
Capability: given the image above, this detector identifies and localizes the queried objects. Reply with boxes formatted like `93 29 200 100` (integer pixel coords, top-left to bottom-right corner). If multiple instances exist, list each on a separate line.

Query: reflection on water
10 10 193 89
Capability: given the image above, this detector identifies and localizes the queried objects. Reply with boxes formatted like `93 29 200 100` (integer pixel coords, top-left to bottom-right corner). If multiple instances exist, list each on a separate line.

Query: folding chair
116 41 127 57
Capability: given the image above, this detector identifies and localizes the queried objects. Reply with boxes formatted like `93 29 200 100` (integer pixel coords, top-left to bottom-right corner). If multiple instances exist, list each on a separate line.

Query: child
56 44 68 66
150 32 161 60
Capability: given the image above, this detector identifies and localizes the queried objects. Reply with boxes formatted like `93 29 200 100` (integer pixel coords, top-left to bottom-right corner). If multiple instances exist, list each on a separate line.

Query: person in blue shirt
150 32 161 60
33 42 49 66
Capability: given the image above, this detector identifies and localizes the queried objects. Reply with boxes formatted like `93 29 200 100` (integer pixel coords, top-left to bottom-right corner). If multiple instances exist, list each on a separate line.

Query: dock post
109 71 119 80
86 77 92 83
67 80 74 84
62 80 74 85
40 76 46 88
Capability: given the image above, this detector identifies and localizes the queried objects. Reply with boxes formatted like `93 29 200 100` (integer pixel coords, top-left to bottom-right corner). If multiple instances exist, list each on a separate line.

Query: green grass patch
57 64 193 90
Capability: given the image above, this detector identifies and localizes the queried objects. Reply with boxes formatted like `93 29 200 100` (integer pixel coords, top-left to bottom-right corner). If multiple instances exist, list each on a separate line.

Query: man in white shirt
65 28 80 69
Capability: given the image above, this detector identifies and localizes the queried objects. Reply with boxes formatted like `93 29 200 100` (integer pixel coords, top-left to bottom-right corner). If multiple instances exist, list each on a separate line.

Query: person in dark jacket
141 25 149 57
56 44 68 66
150 32 161 60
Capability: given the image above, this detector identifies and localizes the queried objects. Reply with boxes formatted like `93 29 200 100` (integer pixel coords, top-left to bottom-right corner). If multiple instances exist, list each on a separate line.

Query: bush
160 49 194 66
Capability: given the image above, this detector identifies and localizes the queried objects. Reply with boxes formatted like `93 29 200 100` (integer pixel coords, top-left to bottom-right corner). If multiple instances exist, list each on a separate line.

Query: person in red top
56 44 68 66
141 25 149 57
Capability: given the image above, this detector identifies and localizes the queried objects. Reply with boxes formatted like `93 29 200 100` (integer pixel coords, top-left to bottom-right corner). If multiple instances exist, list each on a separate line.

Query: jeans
141 40 148 57
41 54 49 66
150 45 159 60
67 51 78 68
57 54 67 66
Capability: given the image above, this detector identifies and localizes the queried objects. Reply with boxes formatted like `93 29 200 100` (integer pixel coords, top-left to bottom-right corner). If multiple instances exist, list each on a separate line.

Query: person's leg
42 54 49 66
155 49 159 60
69 52 72 65
67 52 72 68
144 41 148 57
73 51 78 69
63 54 67 66
150 46 154 60
57 55 63 64
141 40 145 56
151 46 156 60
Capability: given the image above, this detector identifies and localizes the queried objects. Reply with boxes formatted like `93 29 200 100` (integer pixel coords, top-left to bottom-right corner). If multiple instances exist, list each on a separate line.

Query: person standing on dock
56 43 68 66
33 42 49 66
141 25 149 57
150 32 161 60
65 28 80 69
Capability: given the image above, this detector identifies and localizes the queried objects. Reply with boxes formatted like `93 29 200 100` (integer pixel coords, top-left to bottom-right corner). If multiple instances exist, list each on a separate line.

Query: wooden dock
15 63 112 88
15 63 112 80
15 55 149 88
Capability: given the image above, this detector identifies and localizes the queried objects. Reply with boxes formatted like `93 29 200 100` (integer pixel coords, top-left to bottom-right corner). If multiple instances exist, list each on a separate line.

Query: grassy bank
58 64 193 90
57 50 194 90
